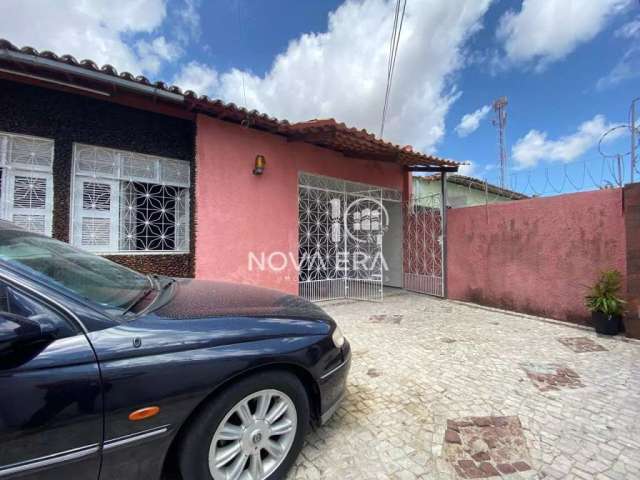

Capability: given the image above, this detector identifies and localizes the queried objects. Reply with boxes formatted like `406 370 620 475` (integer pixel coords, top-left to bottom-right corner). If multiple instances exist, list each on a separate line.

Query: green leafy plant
585 270 625 316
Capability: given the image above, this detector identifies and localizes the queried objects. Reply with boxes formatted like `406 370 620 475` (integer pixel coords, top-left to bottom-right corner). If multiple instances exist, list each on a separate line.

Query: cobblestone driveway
289 291 640 480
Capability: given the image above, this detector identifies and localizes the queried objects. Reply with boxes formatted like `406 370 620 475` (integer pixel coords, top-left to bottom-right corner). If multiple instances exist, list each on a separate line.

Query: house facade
0 39 457 301
0 78 196 277
413 174 527 208
195 115 409 294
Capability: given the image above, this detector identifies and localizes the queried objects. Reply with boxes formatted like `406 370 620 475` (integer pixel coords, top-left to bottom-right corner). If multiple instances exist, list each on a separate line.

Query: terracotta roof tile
0 38 459 168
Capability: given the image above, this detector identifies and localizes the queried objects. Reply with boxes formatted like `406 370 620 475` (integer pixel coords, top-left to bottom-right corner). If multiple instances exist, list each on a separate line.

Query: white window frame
0 132 54 236
70 143 191 254
73 178 121 251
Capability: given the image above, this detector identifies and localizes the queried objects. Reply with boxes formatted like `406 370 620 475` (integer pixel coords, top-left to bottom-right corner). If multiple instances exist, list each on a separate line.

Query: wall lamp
253 154 266 175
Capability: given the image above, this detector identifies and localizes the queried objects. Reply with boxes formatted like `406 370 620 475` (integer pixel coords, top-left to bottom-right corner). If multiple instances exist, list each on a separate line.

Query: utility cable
380 0 407 139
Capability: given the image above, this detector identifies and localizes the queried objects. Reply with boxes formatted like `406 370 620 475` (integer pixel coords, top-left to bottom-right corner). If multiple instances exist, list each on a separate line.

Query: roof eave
0 39 461 169
0 47 184 103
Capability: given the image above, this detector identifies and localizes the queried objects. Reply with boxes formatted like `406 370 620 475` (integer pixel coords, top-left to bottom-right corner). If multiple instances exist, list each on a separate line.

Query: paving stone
284 293 640 479
520 362 585 391
513 461 532 471
478 462 499 476
443 414 531 477
445 429 461 444
369 314 403 324
497 463 517 474
558 336 607 353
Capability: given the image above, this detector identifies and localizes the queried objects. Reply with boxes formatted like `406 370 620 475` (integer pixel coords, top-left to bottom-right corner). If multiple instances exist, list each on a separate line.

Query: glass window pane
72 144 190 253
0 230 150 310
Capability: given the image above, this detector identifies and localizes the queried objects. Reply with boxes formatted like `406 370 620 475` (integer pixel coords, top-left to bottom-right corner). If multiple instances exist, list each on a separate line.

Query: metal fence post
441 171 448 298
632 98 637 184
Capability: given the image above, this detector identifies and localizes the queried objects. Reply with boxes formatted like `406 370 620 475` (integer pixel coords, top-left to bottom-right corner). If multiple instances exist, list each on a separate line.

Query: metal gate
403 192 444 297
298 173 393 302
344 187 384 301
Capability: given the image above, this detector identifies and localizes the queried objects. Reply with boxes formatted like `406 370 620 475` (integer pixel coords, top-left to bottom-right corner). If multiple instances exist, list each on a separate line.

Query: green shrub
585 270 625 316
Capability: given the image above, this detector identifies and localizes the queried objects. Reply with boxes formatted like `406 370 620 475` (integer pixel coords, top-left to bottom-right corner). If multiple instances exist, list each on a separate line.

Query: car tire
178 370 309 480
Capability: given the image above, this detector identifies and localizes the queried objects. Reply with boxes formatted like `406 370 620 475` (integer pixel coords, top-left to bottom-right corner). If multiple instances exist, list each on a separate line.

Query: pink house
196 116 426 294
3 39 634 336
0 39 457 302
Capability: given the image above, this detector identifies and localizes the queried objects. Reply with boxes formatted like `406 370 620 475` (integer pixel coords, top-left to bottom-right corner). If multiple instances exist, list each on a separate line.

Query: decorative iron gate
344 187 384 301
403 192 444 297
298 173 395 302
298 174 345 302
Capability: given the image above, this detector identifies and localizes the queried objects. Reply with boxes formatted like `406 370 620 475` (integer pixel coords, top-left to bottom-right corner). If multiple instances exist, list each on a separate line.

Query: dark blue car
0 221 350 480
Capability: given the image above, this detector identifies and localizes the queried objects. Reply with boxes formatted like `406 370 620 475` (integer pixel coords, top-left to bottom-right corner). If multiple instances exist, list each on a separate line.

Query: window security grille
0 132 54 236
71 144 190 253
82 182 111 211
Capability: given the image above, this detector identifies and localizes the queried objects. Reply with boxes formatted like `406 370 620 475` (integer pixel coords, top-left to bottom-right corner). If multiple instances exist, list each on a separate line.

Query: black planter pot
592 311 621 335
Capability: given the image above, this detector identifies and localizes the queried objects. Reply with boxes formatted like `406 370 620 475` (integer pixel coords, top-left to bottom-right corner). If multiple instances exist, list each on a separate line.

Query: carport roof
0 39 458 169
416 174 528 199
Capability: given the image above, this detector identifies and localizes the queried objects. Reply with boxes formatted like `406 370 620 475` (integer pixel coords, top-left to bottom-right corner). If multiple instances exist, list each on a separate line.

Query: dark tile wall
0 79 196 277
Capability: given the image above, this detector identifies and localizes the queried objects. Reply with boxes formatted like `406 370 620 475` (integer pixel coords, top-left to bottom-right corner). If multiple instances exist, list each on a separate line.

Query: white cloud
2 0 494 153
175 0 201 44
0 0 191 76
597 45 640 89
173 0 493 152
497 0 632 70
615 16 640 38
597 16 640 89
512 114 622 169
455 105 491 137
72 0 167 32
173 61 219 95
457 161 476 176
136 36 182 75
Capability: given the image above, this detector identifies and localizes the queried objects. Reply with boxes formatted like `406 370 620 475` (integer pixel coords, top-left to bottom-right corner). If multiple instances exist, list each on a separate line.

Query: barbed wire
598 124 633 158
441 97 640 205
457 155 626 205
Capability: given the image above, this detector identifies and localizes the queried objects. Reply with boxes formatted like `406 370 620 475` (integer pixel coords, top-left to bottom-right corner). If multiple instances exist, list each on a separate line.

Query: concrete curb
448 299 640 345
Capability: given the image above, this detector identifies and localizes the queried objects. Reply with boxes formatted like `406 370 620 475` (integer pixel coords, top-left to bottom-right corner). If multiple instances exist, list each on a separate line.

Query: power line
235 0 248 108
380 0 400 138
381 0 406 138
379 0 407 139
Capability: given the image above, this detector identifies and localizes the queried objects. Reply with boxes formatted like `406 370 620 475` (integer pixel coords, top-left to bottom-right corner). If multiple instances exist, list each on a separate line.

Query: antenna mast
632 97 638 183
492 96 508 188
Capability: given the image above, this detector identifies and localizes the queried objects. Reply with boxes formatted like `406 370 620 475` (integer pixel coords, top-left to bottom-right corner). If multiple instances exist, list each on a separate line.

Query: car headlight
332 326 345 348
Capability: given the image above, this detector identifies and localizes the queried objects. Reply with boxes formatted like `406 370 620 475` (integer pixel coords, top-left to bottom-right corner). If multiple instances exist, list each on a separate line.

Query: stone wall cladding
0 79 196 277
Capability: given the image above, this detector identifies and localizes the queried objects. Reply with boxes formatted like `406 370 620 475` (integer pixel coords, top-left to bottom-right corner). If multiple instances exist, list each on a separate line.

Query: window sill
96 251 191 257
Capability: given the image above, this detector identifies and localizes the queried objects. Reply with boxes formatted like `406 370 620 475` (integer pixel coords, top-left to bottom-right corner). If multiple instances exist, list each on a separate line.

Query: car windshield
0 229 151 310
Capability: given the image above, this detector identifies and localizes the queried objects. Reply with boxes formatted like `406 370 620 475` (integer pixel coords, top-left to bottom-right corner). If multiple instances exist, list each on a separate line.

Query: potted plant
585 270 625 335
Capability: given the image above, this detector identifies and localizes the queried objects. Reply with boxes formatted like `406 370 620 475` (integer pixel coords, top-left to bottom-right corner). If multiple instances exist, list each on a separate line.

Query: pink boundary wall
446 188 626 325
195 114 405 294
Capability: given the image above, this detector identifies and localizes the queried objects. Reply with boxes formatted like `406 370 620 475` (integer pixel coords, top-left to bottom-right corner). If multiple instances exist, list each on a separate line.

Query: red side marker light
129 406 160 421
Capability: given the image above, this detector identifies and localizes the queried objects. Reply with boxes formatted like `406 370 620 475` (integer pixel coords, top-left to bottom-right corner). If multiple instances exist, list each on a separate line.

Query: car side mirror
0 313 53 353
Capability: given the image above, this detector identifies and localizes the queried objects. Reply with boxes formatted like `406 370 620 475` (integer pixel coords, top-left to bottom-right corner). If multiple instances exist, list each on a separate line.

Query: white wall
382 201 403 287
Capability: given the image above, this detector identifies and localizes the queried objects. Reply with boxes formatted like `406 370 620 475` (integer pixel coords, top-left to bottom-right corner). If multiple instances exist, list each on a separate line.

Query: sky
1 0 639 191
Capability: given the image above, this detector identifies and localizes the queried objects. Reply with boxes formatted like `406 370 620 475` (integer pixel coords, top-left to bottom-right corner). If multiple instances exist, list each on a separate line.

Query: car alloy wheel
208 389 298 480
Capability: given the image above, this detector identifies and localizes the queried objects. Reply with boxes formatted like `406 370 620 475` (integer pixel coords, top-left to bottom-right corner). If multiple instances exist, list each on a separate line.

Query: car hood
152 278 333 323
